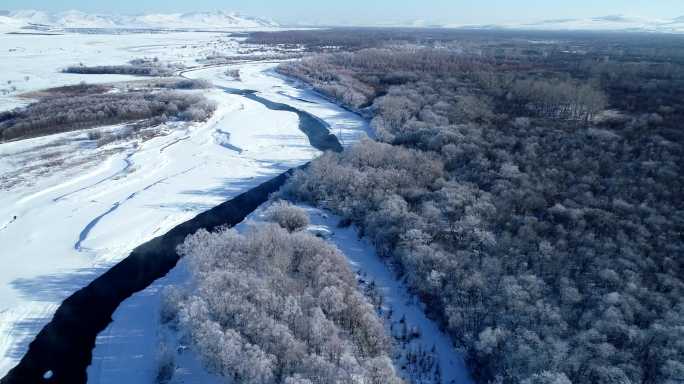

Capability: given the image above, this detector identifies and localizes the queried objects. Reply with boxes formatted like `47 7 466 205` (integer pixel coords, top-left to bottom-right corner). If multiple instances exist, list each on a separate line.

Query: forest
258 29 684 384
0 81 215 142
161 202 403 384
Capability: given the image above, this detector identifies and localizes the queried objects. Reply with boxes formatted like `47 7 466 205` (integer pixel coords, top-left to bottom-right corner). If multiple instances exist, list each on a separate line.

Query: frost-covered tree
0 86 216 142
264 200 310 232
164 223 402 383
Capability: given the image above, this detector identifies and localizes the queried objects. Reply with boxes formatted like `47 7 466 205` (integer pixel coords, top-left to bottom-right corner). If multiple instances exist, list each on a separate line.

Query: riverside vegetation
161 202 403 384
0 80 215 142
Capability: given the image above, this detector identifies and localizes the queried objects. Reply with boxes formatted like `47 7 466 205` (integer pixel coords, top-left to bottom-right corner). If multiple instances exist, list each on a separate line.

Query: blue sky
3 0 684 25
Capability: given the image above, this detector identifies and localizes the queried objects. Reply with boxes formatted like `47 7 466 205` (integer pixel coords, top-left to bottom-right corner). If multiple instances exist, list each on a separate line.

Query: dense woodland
162 202 403 384
266 30 684 384
0 81 215 142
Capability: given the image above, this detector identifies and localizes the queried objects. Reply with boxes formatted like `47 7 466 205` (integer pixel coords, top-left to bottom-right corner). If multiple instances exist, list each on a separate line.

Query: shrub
264 200 310 232
155 342 176 384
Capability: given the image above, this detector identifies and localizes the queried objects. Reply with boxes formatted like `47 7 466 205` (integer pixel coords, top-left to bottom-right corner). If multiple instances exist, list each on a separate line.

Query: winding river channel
0 87 342 384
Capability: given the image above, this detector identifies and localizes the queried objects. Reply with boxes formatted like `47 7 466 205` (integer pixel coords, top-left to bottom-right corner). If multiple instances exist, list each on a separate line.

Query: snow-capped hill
7 9 50 24
0 13 24 32
52 10 121 28
592 15 634 23
443 15 684 34
507 15 684 34
134 11 277 29
3 9 277 31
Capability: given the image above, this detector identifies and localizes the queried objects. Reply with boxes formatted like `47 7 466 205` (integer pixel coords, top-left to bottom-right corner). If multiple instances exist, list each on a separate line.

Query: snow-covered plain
0 30 369 377
0 30 241 110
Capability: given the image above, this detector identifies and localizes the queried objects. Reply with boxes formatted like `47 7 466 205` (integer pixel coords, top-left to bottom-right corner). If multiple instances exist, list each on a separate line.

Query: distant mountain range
2 10 683 34
448 15 684 34
0 9 278 32
298 14 684 34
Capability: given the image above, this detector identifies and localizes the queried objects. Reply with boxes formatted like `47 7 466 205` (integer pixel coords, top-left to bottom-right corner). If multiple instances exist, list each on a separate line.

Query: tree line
0 83 215 142
62 58 178 77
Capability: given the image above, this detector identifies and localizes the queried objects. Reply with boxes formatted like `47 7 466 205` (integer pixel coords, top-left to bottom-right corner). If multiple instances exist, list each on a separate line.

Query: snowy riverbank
88 202 472 384
0 31 368 376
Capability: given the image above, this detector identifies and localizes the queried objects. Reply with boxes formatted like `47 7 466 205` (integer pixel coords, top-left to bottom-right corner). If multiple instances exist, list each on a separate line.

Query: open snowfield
0 30 239 110
0 30 369 377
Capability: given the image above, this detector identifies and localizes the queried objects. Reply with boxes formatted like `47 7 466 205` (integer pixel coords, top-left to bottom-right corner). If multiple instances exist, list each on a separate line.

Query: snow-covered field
0 30 240 110
0 30 369 377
